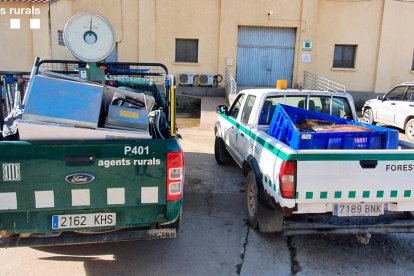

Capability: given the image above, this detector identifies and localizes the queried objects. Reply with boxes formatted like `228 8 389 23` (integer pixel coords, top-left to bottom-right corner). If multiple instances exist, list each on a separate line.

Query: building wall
375 0 414 93
1 0 413 93
312 0 384 92
152 0 220 77
0 2 50 71
49 0 73 60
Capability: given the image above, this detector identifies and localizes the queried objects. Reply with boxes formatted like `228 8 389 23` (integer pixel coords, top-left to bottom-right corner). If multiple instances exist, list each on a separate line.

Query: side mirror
216 105 228 115
376 95 383 101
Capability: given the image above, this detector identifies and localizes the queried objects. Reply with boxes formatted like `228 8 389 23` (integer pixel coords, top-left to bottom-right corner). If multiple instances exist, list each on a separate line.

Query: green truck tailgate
0 139 181 234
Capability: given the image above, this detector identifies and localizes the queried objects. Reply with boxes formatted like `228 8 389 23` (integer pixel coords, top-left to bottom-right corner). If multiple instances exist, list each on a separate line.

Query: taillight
105 80 119 87
279 160 296 199
167 150 184 201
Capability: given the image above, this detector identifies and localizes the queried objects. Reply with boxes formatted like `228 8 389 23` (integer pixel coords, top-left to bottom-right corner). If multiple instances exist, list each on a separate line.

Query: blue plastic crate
268 104 399 150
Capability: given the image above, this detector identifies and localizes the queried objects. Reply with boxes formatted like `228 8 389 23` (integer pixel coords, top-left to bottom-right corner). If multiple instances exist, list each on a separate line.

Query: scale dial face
64 13 116 62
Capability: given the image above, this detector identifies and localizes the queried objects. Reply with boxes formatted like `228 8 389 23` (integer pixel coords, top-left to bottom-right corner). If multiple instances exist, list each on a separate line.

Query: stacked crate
268 104 398 150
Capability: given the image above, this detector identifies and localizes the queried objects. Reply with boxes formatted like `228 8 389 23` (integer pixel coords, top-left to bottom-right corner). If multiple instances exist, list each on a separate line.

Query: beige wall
0 2 50 71
155 0 220 76
312 0 384 92
49 0 72 60
1 0 413 93
374 0 414 93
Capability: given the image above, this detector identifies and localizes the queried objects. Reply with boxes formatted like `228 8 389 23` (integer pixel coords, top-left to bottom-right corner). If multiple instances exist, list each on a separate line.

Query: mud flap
258 203 283 233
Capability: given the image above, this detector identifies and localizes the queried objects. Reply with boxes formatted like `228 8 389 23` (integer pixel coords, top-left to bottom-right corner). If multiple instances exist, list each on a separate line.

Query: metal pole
169 75 176 137
5 82 13 115
0 77 4 135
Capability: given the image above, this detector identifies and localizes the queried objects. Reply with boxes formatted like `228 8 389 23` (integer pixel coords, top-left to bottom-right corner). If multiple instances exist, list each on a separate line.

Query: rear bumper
0 227 176 248
283 212 414 235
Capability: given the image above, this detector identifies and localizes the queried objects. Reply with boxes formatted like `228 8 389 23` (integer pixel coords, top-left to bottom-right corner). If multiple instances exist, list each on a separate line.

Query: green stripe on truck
299 189 413 200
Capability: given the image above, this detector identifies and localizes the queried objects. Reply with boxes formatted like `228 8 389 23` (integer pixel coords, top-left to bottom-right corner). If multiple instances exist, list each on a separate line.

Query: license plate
52 213 116 229
333 203 387 217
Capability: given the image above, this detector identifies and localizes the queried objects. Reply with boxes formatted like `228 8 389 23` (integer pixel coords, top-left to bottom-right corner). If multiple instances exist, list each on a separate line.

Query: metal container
18 120 151 140
106 105 149 131
23 75 103 128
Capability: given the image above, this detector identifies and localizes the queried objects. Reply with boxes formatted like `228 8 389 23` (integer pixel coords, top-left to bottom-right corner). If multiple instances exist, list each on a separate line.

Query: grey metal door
236 27 296 87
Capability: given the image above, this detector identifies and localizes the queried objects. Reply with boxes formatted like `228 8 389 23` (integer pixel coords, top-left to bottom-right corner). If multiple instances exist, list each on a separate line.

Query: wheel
246 171 259 229
362 108 375 125
246 170 284 233
405 119 414 142
214 136 230 164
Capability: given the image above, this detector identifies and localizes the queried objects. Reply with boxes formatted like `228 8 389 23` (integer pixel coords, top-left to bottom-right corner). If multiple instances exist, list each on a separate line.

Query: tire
246 170 284 233
214 136 230 165
405 119 414 142
246 171 259 229
362 108 375 125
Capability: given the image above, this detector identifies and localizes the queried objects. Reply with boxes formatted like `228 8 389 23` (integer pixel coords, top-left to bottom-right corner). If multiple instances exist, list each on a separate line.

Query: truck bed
256 128 414 211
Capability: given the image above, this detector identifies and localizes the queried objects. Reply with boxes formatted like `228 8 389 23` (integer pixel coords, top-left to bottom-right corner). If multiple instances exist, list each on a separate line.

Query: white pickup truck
214 89 414 240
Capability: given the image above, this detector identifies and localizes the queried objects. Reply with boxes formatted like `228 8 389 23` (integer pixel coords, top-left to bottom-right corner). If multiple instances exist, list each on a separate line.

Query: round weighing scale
64 12 116 62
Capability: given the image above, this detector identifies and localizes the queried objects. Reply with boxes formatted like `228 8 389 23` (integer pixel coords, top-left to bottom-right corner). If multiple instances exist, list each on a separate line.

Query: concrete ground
1 96 414 275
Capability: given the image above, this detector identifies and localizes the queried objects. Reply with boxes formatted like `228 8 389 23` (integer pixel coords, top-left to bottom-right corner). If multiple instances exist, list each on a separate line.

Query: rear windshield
258 95 353 125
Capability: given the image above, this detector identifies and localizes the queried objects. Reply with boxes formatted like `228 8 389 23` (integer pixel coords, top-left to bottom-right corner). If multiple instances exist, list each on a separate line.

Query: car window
284 96 308 108
404 87 414 102
258 96 307 125
310 96 329 114
241 95 256 125
385 86 406 101
332 97 352 119
228 94 245 120
258 97 279 125
308 96 352 119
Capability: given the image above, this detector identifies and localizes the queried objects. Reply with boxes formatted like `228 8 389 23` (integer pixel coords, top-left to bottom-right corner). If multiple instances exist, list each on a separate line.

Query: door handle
359 160 378 169
65 155 95 165
391 103 396 105
409 104 414 107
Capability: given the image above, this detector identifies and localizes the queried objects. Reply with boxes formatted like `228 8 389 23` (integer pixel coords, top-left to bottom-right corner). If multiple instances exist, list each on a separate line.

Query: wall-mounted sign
302 53 312 63
226 57 233 66
303 40 312 51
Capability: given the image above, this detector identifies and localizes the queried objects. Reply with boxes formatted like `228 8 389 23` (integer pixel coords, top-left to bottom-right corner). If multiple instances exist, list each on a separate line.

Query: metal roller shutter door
236 26 296 87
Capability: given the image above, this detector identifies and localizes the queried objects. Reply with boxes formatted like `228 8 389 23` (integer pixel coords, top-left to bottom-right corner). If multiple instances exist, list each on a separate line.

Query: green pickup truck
0 60 183 247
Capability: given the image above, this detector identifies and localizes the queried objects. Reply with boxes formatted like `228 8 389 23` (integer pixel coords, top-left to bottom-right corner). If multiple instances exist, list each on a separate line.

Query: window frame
240 95 256 126
384 86 407 101
228 94 245 120
333 44 357 69
404 86 414 102
175 38 199 63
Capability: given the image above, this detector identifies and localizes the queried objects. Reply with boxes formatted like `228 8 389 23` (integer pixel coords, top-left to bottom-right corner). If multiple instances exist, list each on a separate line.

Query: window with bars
175 39 198 63
333 44 357 68
58 30 65 46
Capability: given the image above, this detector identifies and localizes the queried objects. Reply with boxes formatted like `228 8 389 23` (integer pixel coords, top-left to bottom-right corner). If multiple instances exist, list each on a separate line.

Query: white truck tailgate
295 150 414 213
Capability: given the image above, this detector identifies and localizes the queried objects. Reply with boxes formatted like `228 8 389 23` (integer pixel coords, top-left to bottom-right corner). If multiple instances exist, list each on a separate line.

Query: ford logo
65 173 95 184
